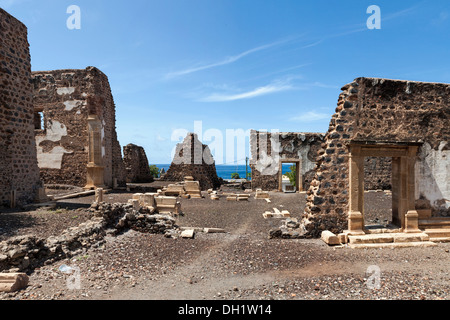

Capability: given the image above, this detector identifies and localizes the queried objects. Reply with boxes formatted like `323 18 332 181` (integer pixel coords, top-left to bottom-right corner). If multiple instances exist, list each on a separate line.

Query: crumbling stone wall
32 67 126 188
250 130 325 191
0 9 41 206
123 144 153 183
0 202 178 273
160 133 221 190
302 77 450 237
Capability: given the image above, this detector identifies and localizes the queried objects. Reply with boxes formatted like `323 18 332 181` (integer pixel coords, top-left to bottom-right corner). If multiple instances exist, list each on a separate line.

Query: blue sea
153 164 295 180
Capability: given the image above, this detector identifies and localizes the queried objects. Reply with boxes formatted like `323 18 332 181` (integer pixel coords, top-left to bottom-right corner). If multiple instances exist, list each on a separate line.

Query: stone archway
347 141 422 235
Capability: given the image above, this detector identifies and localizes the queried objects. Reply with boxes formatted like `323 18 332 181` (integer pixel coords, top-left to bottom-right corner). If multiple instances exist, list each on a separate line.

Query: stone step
419 218 450 229
423 228 450 240
348 233 430 245
427 237 450 243
349 241 437 249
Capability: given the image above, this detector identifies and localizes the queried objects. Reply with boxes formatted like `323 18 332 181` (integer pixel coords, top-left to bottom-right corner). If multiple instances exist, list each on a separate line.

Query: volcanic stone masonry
160 133 221 190
32 67 127 189
301 77 450 238
123 144 153 183
250 131 325 192
0 9 42 207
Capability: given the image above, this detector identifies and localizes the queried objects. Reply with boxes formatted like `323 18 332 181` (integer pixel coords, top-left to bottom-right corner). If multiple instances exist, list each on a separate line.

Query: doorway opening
364 156 394 229
278 159 301 193
347 142 420 234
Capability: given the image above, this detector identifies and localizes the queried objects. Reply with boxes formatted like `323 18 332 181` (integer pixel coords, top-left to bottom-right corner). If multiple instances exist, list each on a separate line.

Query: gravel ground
0 187 449 301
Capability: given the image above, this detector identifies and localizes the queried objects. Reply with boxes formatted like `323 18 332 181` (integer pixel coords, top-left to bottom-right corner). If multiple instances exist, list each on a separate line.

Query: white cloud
198 80 293 102
164 38 292 79
290 111 331 122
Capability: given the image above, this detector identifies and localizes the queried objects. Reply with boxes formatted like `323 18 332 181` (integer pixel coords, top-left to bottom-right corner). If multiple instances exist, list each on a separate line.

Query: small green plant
76 254 89 261
231 172 240 179
149 165 160 178
285 165 297 187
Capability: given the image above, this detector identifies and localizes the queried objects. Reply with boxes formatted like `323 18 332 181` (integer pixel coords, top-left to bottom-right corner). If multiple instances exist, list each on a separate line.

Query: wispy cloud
164 38 293 79
198 78 293 102
290 111 331 122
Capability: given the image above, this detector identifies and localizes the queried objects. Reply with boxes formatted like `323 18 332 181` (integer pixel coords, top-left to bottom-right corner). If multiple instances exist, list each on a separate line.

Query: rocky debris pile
0 218 106 274
269 218 304 239
0 202 182 274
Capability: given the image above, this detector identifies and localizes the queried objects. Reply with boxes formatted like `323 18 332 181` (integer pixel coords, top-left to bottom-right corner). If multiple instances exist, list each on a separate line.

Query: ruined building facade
123 144 153 183
0 9 42 207
302 78 450 237
32 67 127 189
161 133 221 190
250 131 325 192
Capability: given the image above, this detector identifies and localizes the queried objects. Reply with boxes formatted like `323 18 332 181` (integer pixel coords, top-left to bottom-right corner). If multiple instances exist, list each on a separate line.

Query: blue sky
2 0 450 164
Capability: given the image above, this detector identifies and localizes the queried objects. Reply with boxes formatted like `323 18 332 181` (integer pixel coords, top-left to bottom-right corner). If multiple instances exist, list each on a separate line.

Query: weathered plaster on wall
416 141 450 212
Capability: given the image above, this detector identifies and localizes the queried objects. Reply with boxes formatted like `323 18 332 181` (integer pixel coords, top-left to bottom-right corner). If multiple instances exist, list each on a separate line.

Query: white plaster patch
36 147 71 170
35 121 72 169
416 141 450 209
43 121 68 142
57 87 75 96
101 120 106 158
63 100 83 111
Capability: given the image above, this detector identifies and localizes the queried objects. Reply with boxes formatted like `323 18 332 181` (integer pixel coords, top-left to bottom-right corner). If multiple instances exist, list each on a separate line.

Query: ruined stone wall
32 67 126 188
302 77 450 237
160 133 221 190
0 9 41 206
123 144 153 183
250 130 325 191
364 157 392 190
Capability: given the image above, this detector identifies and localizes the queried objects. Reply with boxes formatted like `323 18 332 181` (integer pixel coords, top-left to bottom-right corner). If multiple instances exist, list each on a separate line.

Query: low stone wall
0 202 179 273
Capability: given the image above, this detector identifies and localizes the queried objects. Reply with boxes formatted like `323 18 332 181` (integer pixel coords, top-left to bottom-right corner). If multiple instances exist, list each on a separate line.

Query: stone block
255 190 270 199
164 184 185 196
143 193 156 207
0 273 29 293
155 196 180 214
321 231 340 246
203 228 226 234
95 188 103 203
180 229 195 239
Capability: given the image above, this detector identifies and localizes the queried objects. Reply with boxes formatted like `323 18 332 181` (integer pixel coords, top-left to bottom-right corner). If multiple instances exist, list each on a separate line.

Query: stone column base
348 211 365 234
85 165 105 190
404 210 421 233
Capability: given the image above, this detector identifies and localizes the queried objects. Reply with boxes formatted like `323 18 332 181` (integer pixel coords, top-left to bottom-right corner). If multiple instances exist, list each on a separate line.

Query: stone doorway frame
347 141 422 235
278 159 302 193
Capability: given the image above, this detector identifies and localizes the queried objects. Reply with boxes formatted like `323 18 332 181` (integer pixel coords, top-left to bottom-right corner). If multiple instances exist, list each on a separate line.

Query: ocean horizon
153 163 295 180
